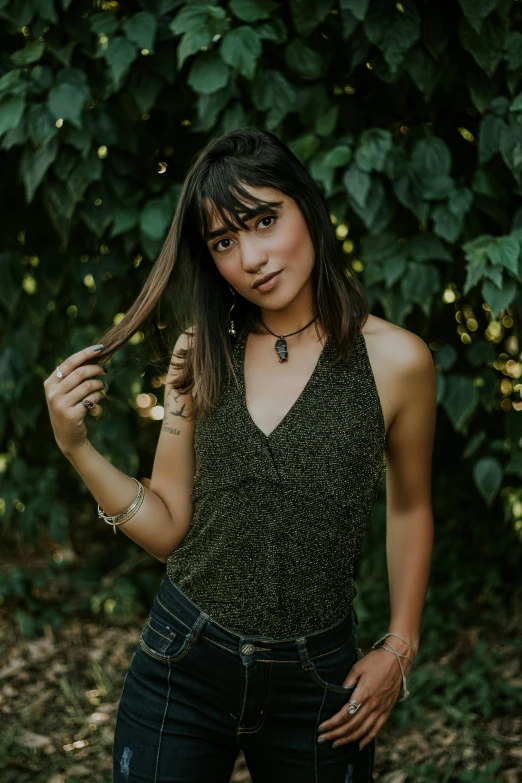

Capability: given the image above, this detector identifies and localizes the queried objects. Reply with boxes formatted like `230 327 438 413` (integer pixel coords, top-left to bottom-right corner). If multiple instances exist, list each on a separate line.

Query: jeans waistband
160 576 358 661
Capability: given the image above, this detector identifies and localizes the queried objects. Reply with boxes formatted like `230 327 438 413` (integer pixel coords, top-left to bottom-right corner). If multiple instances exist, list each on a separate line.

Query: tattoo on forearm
162 425 181 436
165 388 188 420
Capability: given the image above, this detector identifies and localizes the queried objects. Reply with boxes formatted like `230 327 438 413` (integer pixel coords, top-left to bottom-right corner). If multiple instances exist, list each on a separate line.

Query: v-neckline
238 326 331 440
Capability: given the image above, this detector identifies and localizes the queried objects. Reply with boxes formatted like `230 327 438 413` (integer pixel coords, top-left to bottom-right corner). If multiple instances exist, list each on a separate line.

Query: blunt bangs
193 159 285 244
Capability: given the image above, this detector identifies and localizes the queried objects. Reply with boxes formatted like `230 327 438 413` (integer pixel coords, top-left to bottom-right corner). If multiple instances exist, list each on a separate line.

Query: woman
44 128 436 782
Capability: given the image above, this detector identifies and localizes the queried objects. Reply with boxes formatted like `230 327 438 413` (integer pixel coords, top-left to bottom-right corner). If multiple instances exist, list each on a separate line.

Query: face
202 185 316 311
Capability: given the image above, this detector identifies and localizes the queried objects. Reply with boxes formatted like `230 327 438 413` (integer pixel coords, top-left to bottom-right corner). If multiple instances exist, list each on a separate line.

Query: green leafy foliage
0 10 521 762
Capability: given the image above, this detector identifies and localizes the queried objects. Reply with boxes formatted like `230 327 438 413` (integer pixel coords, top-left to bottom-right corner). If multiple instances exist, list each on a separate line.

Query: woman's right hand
44 344 108 454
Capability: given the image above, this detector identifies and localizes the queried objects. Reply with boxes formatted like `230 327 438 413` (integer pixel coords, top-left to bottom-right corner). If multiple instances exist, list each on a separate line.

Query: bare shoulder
361 315 435 433
361 314 434 376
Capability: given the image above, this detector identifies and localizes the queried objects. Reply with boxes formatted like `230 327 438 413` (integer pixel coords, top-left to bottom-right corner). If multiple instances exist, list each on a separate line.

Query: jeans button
241 643 256 655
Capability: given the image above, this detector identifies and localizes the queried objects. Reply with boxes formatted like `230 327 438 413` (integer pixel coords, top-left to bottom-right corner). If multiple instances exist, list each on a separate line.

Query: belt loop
190 611 209 641
295 637 313 671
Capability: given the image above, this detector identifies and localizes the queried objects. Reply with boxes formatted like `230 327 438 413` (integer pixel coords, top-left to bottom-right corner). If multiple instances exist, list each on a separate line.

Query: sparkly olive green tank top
166 324 387 638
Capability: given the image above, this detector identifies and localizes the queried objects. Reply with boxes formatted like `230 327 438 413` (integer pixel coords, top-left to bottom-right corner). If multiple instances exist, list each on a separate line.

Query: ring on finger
56 366 64 378
83 399 96 409
347 699 362 714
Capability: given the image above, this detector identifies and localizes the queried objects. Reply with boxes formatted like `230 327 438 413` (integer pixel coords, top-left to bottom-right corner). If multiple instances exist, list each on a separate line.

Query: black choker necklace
258 316 319 362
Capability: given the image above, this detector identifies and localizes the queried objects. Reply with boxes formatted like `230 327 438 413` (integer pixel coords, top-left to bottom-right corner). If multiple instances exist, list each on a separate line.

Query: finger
358 714 387 751
50 344 105 383
65 377 107 407
331 711 381 747
317 690 366 733
59 364 108 396
317 688 360 732
320 711 367 743
79 390 105 410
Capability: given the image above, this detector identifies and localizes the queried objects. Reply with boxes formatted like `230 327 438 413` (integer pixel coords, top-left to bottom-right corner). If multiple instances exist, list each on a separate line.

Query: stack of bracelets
97 477 144 535
367 632 418 701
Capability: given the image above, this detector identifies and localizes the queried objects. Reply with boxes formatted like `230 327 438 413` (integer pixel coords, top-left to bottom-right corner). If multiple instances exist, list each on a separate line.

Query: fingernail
359 745 364 751
332 742 340 748
91 344 104 351
102 366 109 373
317 725 327 732
317 736 327 743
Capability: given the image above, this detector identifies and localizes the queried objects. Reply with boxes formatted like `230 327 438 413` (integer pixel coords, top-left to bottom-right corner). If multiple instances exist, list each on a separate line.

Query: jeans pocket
306 633 358 695
139 594 197 663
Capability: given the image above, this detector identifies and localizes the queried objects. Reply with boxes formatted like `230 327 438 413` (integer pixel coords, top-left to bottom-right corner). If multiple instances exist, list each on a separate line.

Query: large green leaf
220 27 262 80
123 12 158 53
177 26 213 70
481 277 517 315
251 68 296 124
411 136 452 178
343 163 371 208
230 0 278 23
103 37 138 88
442 375 479 432
504 31 522 71
89 12 120 36
140 198 172 241
486 235 521 276
354 128 392 173
364 0 421 73
432 204 463 243
341 0 369 22
170 4 211 35
499 123 522 179
400 262 440 314
188 51 231 95
478 114 506 163
285 39 326 80
20 135 59 203
459 15 506 77
0 95 26 137
458 0 502 34
11 41 46 65
472 456 502 505
290 0 336 38
408 233 452 263
48 83 87 129
404 43 440 100
27 104 57 148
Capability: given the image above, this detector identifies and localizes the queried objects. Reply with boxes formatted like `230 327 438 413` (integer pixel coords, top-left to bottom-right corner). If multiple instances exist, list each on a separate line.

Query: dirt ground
1 612 520 782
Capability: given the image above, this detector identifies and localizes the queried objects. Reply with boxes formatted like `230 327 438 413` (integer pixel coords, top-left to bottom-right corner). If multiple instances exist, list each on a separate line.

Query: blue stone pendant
275 338 288 362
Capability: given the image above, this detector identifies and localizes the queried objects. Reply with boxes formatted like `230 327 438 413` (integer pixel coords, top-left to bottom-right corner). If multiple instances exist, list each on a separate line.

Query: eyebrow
204 205 280 242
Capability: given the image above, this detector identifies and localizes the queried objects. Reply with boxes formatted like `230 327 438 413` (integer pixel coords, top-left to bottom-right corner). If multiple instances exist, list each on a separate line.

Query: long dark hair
92 128 369 421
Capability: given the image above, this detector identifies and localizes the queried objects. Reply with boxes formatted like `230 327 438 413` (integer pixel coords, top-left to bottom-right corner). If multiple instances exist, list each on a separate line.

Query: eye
212 214 277 252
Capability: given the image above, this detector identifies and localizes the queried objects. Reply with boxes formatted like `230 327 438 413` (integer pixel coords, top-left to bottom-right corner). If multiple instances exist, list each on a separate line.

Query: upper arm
149 328 196 534
384 330 437 515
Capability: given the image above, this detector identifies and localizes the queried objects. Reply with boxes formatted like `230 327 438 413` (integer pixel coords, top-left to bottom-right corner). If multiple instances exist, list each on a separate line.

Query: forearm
385 504 434 660
62 440 182 562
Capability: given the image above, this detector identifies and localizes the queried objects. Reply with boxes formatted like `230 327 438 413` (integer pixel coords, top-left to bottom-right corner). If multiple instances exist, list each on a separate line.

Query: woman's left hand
316 647 410 750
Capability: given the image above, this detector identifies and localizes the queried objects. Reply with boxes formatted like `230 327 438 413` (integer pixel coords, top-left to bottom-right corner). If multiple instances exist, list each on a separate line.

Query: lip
252 270 282 290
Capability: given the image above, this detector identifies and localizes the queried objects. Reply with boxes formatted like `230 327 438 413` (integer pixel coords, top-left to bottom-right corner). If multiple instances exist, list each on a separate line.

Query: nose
242 250 267 277
239 235 268 275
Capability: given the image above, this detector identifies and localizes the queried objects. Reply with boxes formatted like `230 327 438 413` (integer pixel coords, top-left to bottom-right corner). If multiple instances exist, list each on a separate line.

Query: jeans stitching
156 595 192 631
146 618 177 643
237 662 273 735
139 634 193 663
200 633 354 662
153 657 171 783
315 688 327 783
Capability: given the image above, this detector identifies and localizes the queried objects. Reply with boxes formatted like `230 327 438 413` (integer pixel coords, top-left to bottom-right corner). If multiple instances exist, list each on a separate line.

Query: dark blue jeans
113 575 375 782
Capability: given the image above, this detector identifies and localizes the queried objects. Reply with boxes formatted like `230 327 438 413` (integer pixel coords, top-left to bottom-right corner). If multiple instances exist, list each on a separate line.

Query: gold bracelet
97 478 144 534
